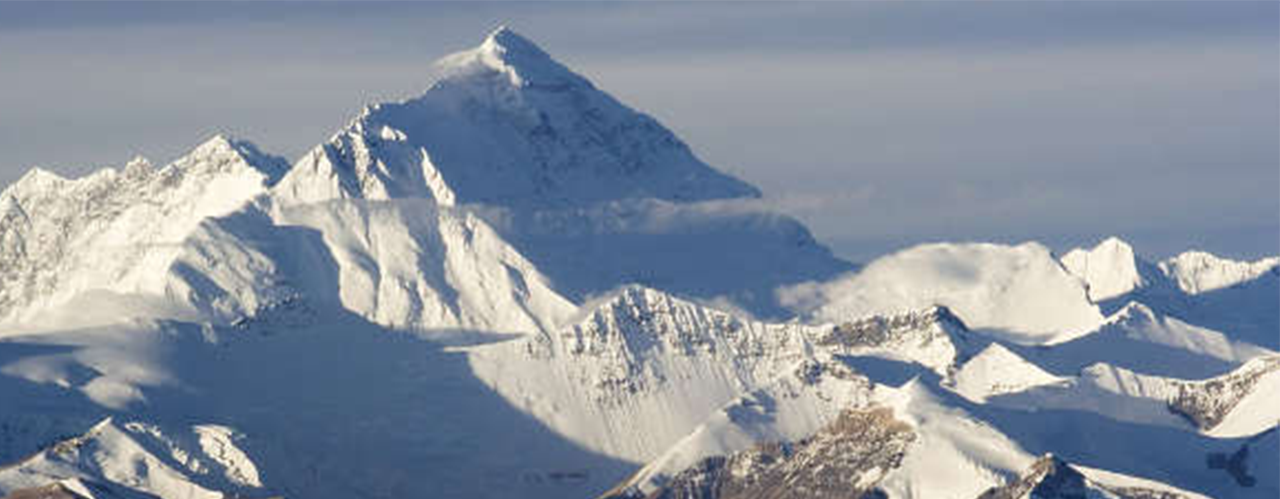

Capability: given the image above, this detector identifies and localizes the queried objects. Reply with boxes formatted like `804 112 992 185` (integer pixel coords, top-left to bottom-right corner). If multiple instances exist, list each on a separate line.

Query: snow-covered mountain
272 26 850 319
977 454 1212 499
611 405 915 499
1060 237 1159 302
1 28 1276 499
0 418 263 499
0 136 288 328
783 242 1106 345
1059 237 1279 349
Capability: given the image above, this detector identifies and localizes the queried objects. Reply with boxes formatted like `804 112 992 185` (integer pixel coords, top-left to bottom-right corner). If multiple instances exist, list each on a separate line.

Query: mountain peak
177 134 289 184
1159 250 1280 295
1060 236 1148 302
4 167 66 198
291 27 762 209
434 26 580 89
187 133 254 160
480 25 549 63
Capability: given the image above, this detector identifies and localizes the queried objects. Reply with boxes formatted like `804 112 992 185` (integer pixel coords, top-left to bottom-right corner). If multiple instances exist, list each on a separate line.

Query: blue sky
1 2 1276 261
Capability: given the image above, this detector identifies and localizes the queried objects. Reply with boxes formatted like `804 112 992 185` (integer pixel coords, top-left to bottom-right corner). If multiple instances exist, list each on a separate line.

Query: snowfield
1 27 1276 499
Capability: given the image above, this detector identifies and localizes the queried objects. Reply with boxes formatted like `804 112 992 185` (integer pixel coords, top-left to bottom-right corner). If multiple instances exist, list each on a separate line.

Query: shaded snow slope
950 344 1067 403
1060 237 1279 349
785 242 1105 345
0 316 636 499
476 198 853 320
985 356 1280 437
1139 274 1279 350
1017 302 1275 379
1101 302 1271 367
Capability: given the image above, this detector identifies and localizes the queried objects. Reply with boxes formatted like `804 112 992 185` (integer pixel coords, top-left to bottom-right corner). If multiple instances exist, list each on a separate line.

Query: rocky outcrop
978 454 1200 499
613 407 913 499
1168 356 1280 431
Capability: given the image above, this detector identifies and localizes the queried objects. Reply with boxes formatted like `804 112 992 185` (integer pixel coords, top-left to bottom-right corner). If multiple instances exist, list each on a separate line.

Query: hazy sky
1 2 1276 262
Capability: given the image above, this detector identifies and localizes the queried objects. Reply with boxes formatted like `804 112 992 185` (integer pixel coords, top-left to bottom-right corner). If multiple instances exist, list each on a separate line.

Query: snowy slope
614 405 914 499
466 285 825 461
612 357 875 496
0 29 853 497
1160 251 1280 295
274 27 849 318
0 418 263 499
1060 237 1279 349
1022 301 1275 379
477 198 853 320
272 27 761 208
0 314 639 499
984 355 1280 437
1059 236 1280 300
1060 237 1157 302
814 305 976 376
873 380 1037 499
785 242 1105 345
950 343 1067 403
977 454 1213 499
166 198 577 334
0 136 287 328
1101 302 1271 366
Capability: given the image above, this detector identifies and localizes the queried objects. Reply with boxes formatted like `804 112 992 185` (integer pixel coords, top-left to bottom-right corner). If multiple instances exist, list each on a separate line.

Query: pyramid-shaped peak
175 134 289 183
2 167 68 201
189 133 250 157
433 27 583 89
480 26 550 61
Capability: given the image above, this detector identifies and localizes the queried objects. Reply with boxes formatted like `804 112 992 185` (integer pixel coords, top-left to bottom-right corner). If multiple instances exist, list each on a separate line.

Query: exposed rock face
620 407 914 499
820 306 967 349
1 483 92 499
540 285 817 404
977 455 1200 499
1167 356 1280 431
978 455 1089 499
817 306 972 375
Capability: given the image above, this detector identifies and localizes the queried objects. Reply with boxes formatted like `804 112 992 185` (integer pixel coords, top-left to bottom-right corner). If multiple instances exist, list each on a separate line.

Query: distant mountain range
1 28 1275 499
